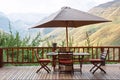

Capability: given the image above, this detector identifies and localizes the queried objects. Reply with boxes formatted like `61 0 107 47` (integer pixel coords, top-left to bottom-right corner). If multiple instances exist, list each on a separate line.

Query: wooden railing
0 46 120 66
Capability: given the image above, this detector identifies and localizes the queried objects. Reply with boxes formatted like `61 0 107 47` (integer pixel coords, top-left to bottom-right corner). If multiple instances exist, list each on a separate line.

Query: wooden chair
58 51 74 73
89 50 108 74
35 51 51 73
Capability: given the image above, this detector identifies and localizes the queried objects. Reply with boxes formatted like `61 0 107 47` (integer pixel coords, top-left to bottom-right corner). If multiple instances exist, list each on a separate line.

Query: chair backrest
35 51 40 61
58 49 67 53
100 50 108 61
58 51 73 61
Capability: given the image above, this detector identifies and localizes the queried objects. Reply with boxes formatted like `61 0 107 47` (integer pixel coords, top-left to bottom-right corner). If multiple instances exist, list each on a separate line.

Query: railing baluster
22 48 24 63
107 48 110 61
119 48 120 62
31 48 34 62
0 48 3 67
42 48 44 59
12 48 14 63
7 49 9 62
1 46 120 65
73 47 75 52
113 48 115 61
91 47 93 59
83 47 85 52
96 48 98 59
17 48 19 62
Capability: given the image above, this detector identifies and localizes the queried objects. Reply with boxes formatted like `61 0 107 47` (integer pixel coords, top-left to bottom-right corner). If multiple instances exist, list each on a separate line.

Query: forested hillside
43 0 120 46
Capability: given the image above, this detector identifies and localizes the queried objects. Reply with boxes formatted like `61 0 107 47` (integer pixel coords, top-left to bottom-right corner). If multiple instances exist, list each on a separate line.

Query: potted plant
52 43 57 48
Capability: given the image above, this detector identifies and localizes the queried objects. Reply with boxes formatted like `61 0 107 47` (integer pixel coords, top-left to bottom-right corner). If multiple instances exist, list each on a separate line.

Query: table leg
52 55 56 71
79 55 84 74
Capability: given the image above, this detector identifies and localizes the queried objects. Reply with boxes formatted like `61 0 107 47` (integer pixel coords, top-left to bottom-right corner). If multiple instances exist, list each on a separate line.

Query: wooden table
47 52 90 73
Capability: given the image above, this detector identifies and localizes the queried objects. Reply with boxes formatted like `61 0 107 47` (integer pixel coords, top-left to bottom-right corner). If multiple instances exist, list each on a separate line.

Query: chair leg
92 63 106 74
90 66 95 72
36 64 47 73
36 63 51 73
44 65 51 71
41 63 50 73
36 66 43 73
92 66 99 74
98 64 106 73
70 65 74 74
42 63 51 72
90 63 97 72
59 64 61 72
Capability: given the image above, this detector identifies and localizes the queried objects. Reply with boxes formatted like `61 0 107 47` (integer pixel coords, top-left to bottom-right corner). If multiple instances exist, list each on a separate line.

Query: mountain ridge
43 0 120 46
0 0 120 46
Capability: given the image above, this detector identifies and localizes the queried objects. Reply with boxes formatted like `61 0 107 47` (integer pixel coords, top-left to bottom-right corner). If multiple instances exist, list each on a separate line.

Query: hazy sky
0 0 113 14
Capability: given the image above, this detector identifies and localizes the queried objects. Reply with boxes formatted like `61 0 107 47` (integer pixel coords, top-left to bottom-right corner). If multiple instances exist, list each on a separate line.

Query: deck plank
0 64 120 80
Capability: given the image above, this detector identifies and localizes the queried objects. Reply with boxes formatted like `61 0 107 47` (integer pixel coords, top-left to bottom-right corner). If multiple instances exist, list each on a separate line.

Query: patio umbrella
32 7 111 47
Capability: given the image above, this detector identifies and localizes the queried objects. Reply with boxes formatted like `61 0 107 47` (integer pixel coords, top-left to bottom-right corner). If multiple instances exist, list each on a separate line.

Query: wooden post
0 48 3 67
101 48 104 53
101 48 105 66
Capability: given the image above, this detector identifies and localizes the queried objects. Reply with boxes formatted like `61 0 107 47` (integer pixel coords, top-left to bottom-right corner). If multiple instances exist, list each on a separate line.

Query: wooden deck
0 64 120 80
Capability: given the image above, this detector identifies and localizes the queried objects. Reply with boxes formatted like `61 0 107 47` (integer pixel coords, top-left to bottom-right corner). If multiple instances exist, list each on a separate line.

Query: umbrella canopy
32 7 111 47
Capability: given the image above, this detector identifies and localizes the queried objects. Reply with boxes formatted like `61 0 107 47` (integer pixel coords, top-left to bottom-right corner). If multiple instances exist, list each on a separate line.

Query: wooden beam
0 48 3 67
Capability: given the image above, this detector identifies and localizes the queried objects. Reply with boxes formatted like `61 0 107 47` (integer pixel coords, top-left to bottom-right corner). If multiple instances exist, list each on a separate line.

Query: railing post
0 48 3 67
101 48 105 66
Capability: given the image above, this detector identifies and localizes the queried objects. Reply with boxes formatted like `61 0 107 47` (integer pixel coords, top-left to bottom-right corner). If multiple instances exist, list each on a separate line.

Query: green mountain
85 0 120 46
43 0 120 46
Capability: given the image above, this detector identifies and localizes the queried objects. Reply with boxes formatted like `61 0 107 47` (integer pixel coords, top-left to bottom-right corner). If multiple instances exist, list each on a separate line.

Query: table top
47 52 90 56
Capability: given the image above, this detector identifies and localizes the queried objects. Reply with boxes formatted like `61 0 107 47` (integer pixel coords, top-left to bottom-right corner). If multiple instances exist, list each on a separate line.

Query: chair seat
60 59 71 61
89 59 104 62
39 59 51 62
59 60 73 64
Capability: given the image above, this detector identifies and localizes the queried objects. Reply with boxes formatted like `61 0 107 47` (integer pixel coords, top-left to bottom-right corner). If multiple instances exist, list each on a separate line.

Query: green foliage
85 31 102 46
69 36 74 47
46 40 51 47
84 31 103 59
46 35 74 47
30 32 42 47
0 32 8 47
85 31 91 47
59 40 65 47
21 35 30 46
0 26 42 47
0 23 45 66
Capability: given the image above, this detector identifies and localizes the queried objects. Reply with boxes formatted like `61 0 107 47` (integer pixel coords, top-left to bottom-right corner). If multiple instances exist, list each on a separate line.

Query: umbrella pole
66 26 68 47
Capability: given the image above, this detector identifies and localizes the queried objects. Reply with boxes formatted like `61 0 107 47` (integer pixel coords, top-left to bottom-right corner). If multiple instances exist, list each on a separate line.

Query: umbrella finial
61 6 71 9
